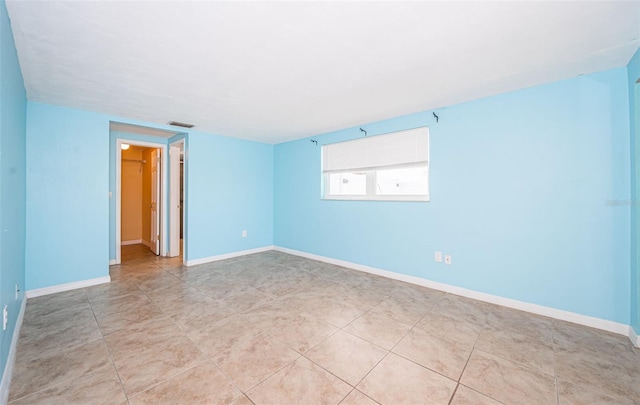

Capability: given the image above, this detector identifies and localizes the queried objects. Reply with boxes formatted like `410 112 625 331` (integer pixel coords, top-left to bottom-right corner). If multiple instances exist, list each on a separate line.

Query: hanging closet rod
123 158 147 163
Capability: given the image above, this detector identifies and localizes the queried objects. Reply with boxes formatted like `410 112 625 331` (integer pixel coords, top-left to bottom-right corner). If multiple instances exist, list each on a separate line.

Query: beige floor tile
214 331 300 391
475 327 555 375
104 316 183 356
390 284 445 306
112 334 208 396
9 339 112 402
85 280 142 303
9 363 126 405
415 311 483 346
554 345 640 400
460 350 556 405
304 295 368 328
262 311 339 353
431 294 489 325
247 357 351 405
557 379 637 405
129 361 242 405
393 327 473 380
450 385 503 405
169 300 238 334
369 296 430 325
22 290 90 321
89 293 154 319
340 389 379 405
339 287 389 311
135 271 183 292
229 395 254 405
344 310 413 350
147 290 215 316
553 318 636 358
96 303 165 335
16 309 102 362
306 330 388 386
187 313 264 356
357 353 456 404
485 307 553 344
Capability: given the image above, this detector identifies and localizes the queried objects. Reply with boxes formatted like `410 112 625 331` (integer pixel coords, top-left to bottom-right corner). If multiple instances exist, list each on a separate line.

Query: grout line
447 383 460 405
87 290 131 404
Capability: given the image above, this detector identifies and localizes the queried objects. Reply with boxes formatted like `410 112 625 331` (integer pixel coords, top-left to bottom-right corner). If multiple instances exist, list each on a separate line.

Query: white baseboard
109 259 117 265
141 240 153 249
186 246 274 266
273 246 633 340
0 296 26 404
121 239 142 246
630 326 640 348
26 276 111 299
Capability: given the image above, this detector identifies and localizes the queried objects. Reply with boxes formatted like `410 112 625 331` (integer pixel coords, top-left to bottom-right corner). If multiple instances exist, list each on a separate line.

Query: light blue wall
187 130 273 260
0 0 27 380
26 102 273 290
628 47 640 334
26 103 110 290
274 68 631 324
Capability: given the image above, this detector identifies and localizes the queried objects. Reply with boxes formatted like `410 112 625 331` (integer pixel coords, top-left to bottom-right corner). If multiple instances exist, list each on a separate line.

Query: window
322 126 429 201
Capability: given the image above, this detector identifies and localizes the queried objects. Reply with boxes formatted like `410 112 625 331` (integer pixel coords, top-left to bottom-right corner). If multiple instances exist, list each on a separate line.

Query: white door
150 149 161 255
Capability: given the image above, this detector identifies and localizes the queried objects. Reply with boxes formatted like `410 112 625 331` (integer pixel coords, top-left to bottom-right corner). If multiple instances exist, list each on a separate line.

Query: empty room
0 0 639 404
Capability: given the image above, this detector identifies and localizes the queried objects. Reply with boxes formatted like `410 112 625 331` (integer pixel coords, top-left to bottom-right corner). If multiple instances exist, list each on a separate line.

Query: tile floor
9 245 640 404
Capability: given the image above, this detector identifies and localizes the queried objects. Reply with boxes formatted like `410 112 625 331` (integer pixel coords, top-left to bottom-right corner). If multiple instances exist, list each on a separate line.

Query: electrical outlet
15 284 19 300
434 251 443 263
3 305 8 331
444 255 452 265
242 230 247 238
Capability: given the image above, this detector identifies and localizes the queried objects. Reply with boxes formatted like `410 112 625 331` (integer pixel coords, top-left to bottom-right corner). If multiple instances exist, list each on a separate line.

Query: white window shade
322 127 429 173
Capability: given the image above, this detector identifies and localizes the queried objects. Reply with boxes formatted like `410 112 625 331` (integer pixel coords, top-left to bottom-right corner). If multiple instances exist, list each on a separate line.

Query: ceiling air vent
168 121 194 129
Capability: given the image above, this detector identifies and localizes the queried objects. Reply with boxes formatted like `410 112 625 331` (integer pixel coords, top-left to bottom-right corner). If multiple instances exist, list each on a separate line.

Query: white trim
109 259 117 265
141 239 153 249
169 139 184 259
0 297 26 405
273 246 634 340
630 326 640 348
121 239 142 246
186 246 274 266
26 276 111 298
115 138 168 264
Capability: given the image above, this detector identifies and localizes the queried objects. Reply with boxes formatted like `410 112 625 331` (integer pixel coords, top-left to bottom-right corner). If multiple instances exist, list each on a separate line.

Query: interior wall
274 67 631 325
25 103 109 290
26 103 273 290
628 47 640 335
0 0 26 386
120 148 143 242
186 130 273 260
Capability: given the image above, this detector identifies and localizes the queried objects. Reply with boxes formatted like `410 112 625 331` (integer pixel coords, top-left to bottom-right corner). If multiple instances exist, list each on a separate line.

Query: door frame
115 139 168 264
169 139 185 260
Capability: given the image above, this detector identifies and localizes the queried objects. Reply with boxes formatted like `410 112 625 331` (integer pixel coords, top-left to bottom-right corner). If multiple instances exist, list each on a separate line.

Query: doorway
120 145 162 259
115 139 167 264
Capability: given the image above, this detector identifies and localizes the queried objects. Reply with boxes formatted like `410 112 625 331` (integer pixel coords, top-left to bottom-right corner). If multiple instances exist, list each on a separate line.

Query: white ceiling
7 1 640 144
